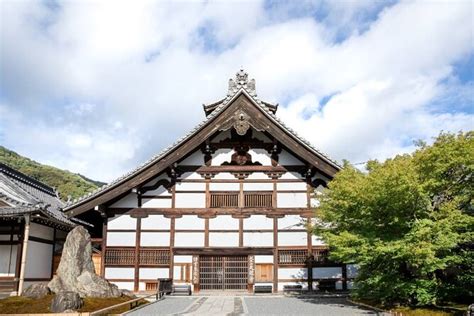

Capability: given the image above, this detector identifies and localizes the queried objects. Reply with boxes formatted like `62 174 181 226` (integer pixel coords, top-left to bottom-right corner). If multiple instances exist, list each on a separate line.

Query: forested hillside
0 146 105 200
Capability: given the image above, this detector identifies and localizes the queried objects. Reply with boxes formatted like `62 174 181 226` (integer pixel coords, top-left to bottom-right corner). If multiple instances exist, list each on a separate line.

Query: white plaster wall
243 182 273 191
209 215 239 230
142 174 169 187
175 193 205 208
244 215 273 230
278 268 307 279
105 267 135 279
141 215 170 230
312 267 342 279
214 172 235 180
347 264 359 278
179 150 203 165
278 232 308 246
110 193 138 208
174 232 204 247
310 197 320 208
175 216 204 230
29 223 54 240
277 192 308 208
279 172 302 180
255 255 273 264
25 241 52 278
279 215 305 230
143 186 172 196
244 233 273 247
277 182 307 191
209 233 239 247
113 282 134 291
174 255 192 263
248 149 272 165
107 232 136 246
176 182 206 191
246 172 269 180
212 149 233 165
311 235 325 246
180 172 202 180
139 268 169 279
108 215 137 230
0 245 17 276
209 182 239 191
140 232 170 246
279 150 304 165
141 198 172 208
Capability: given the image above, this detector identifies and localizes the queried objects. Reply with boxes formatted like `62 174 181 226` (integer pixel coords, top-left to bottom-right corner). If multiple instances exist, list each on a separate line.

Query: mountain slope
0 146 105 200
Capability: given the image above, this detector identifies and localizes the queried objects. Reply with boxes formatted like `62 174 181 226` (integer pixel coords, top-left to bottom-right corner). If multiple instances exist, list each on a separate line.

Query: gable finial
228 69 256 97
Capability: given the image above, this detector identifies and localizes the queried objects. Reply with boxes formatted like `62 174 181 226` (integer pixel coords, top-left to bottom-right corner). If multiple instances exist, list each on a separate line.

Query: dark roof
0 163 75 227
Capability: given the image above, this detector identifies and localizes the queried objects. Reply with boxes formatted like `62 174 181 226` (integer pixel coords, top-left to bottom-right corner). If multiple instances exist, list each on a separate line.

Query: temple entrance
199 255 248 290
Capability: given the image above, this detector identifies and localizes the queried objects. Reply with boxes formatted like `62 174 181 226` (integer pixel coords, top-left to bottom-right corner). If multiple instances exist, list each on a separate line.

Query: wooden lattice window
139 248 170 265
278 249 308 265
210 192 239 208
244 192 272 208
312 248 329 262
105 248 135 265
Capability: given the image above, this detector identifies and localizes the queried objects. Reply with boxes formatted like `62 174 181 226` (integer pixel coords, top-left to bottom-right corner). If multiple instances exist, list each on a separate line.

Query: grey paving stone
125 296 198 316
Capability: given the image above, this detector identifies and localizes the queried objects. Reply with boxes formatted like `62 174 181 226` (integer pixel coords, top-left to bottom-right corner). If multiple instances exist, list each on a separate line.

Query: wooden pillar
273 216 278 293
50 228 56 278
100 218 107 278
134 217 141 292
18 214 30 295
238 218 243 247
192 255 199 293
204 218 209 247
248 255 255 293
342 264 348 290
15 221 24 293
169 217 175 279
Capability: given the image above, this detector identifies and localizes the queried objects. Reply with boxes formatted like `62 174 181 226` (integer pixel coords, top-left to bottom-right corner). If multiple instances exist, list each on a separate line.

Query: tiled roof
0 163 75 227
64 71 341 211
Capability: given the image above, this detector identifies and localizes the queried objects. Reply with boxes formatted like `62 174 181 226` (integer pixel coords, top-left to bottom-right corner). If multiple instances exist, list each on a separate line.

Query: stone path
126 295 378 316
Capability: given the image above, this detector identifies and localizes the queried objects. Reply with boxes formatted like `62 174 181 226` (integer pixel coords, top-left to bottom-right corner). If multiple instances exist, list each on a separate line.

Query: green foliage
0 146 105 200
314 131 473 306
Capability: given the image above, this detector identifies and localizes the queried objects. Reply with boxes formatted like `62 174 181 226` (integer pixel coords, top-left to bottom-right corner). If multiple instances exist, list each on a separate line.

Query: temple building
0 163 77 295
64 70 355 293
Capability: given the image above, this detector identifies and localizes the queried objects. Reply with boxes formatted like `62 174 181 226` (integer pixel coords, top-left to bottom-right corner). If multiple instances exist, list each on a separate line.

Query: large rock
48 226 121 298
50 292 83 313
22 283 50 299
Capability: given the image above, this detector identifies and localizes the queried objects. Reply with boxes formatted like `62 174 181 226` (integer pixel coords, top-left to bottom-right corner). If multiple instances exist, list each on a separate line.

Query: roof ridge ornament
228 69 256 97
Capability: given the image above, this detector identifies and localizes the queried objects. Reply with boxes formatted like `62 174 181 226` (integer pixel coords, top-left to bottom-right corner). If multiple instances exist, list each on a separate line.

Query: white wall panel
244 215 273 230
278 232 308 246
140 232 170 246
209 215 238 230
311 235 325 246
105 267 134 279
180 172 202 180
279 215 304 230
209 182 239 191
277 182 307 191
175 216 204 230
248 149 272 165
246 172 269 180
209 233 239 247
175 193 205 208
279 150 304 165
142 198 172 208
212 149 233 165
25 241 52 278
144 186 172 196
107 232 136 246
174 255 192 263
277 193 308 208
110 193 138 208
29 223 54 240
244 233 273 247
113 282 134 291
255 255 273 264
176 182 206 191
174 233 204 247
141 215 170 230
243 182 273 191
108 215 137 230
139 268 169 279
310 197 320 208
312 267 342 279
214 172 235 180
278 268 307 279
0 245 17 276
279 172 302 180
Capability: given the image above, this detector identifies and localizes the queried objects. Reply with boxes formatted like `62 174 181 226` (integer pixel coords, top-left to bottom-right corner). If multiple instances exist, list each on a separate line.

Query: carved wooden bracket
231 172 251 179
264 171 285 179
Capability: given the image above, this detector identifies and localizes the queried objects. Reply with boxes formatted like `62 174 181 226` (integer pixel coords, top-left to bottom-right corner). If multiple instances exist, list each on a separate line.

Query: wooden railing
105 248 170 266
278 248 329 265
210 191 273 208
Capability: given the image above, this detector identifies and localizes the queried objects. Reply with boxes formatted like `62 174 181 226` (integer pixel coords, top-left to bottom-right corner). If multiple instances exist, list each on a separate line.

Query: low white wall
105 267 134 279
25 241 52 279
139 268 169 279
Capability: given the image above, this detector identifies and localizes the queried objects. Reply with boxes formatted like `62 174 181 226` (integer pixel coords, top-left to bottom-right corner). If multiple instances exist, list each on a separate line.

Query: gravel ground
125 297 197 316
243 296 377 316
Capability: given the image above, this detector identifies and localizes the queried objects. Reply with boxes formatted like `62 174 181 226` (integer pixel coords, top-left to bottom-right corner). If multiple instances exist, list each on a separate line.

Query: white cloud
0 0 472 182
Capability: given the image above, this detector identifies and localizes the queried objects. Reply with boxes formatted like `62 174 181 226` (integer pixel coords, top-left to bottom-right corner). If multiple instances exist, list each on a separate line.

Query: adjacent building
64 70 355 293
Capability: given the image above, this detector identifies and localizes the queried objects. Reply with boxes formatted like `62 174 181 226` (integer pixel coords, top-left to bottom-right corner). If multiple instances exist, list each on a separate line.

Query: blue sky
0 0 473 182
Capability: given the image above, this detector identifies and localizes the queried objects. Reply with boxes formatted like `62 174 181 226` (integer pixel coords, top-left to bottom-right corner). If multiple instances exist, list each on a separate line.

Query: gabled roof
0 163 76 227
64 70 341 217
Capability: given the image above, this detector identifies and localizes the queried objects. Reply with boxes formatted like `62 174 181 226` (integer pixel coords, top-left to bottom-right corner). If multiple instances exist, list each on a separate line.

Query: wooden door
255 264 273 282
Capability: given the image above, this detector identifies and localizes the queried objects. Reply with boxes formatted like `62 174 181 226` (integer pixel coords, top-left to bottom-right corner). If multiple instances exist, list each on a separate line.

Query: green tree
314 131 473 306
